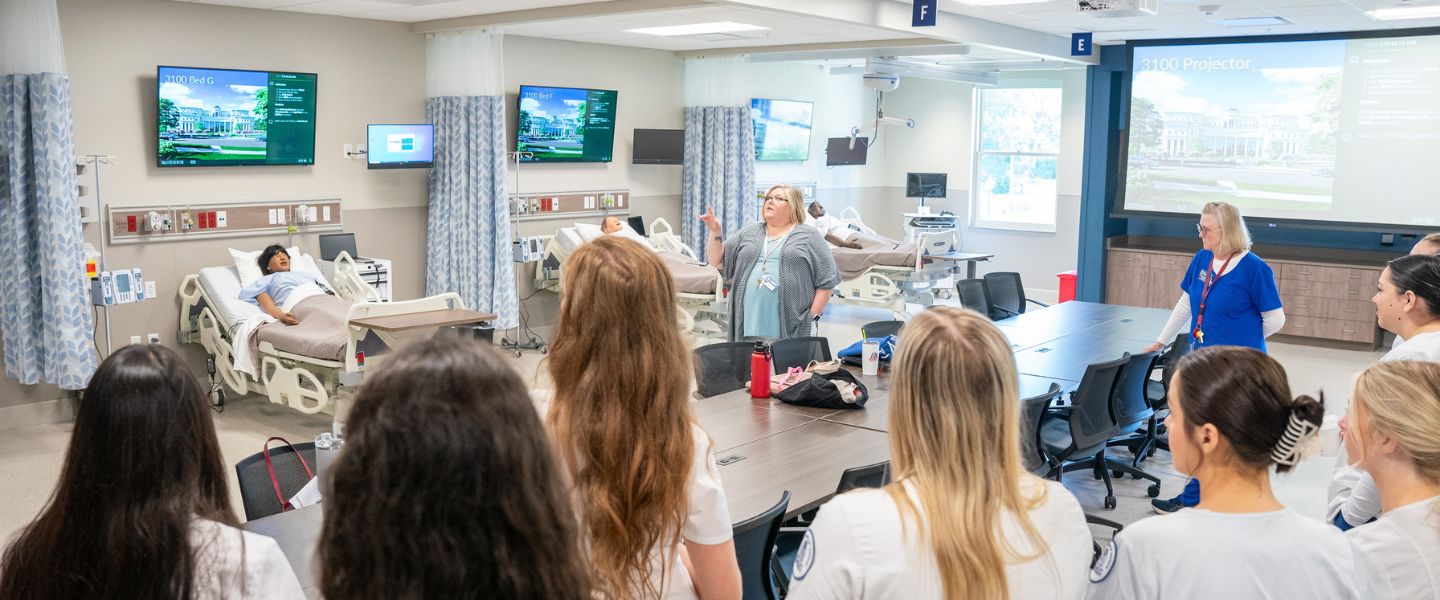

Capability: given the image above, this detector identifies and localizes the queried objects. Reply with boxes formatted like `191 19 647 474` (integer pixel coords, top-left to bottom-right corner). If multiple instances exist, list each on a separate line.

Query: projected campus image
157 67 316 167
752 98 813 161
516 86 617 163
1126 41 1342 214
1125 33 1440 227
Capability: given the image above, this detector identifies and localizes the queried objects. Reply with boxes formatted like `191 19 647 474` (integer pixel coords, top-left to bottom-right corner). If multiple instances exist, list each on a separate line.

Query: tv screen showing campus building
516 85 618 163
752 98 813 161
1122 33 1440 228
367 124 433 169
157 66 317 167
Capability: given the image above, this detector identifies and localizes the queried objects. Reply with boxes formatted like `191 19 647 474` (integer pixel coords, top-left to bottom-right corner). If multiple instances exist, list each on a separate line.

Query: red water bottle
750 341 771 398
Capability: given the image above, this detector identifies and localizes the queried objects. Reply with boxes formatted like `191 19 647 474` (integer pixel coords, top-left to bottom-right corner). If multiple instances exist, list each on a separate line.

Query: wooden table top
348 309 498 332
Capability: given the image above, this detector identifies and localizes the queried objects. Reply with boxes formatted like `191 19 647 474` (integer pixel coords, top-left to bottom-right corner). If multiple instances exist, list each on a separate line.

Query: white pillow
574 222 604 243
613 222 657 251
229 246 328 287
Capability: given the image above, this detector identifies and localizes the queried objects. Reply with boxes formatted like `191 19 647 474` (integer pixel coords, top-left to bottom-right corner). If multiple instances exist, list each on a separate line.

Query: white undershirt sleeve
1261 308 1286 338
1155 296 1191 345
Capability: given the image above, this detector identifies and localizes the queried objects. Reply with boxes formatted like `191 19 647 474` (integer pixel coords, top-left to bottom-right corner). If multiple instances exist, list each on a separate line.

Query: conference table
244 301 1169 598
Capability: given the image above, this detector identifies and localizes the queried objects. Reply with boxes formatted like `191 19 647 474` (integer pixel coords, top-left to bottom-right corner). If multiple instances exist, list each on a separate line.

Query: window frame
970 83 1063 234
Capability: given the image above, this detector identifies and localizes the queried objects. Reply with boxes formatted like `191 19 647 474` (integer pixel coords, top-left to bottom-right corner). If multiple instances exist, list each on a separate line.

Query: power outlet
145 281 157 298
129 335 142 345
344 143 353 159
147 333 161 344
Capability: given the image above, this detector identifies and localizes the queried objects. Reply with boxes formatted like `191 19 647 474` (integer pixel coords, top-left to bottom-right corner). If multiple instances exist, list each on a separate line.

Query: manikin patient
601 216 625 235
807 202 862 249
238 245 329 326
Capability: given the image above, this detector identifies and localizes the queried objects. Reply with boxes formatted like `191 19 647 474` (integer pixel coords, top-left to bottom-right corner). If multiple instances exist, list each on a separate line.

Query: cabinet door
1107 264 1150 307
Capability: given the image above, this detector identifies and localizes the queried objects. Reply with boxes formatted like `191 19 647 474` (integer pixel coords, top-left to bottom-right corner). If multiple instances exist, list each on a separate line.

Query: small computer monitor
319 232 359 262
906 173 948 199
825 137 868 166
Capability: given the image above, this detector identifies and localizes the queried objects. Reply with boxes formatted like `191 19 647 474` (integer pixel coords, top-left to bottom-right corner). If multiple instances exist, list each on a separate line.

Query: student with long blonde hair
1342 360 1440 599
787 307 1092 599
543 235 741 600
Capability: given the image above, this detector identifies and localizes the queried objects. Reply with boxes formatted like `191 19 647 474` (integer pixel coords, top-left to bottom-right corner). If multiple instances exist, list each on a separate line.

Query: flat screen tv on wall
516 85 619 163
157 66 317 167
367 124 434 169
752 98 813 161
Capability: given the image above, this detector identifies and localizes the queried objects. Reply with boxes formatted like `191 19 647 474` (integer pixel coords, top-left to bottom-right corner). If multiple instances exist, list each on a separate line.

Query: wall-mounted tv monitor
517 85 618 163
907 172 947 198
367 124 433 169
752 98 813 161
1121 31 1440 230
157 66 317 167
633 128 684 165
825 137 868 166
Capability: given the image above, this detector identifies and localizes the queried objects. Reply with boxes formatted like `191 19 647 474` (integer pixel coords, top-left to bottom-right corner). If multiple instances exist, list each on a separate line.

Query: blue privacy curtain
424 29 517 329
682 55 757 260
0 0 98 390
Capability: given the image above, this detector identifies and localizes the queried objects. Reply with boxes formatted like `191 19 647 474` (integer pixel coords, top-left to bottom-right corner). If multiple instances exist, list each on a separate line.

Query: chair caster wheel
1114 469 1126 479
1104 496 1117 510
1147 484 1161 498
1147 448 1157 457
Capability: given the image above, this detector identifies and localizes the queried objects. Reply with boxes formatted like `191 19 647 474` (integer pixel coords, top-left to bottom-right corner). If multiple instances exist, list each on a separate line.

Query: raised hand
698 208 722 234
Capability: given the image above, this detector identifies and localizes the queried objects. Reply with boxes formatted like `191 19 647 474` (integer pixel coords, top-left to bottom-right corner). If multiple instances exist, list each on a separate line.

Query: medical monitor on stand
906 172 947 211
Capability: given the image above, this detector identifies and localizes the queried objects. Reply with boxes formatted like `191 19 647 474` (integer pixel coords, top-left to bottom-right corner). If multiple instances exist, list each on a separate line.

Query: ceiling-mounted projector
863 72 900 92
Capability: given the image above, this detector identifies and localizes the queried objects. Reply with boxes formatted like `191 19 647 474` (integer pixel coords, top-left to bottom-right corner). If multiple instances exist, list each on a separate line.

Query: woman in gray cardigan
701 184 841 341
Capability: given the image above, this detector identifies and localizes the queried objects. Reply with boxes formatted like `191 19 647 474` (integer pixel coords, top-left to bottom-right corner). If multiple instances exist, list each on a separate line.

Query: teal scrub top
743 241 784 339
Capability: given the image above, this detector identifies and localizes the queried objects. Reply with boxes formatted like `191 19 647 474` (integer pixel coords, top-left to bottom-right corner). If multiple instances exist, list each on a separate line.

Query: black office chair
770 336 832 373
235 441 317 521
956 278 1006 320
772 462 891 593
860 320 905 340
1040 354 1130 510
1128 334 1189 462
984 272 1049 316
1103 353 1164 493
627 215 647 236
732 491 790 600
694 341 757 398
1021 383 1122 564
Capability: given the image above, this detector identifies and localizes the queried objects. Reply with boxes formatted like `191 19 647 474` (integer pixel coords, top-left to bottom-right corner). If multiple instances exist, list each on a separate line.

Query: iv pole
78 154 115 357
501 150 545 357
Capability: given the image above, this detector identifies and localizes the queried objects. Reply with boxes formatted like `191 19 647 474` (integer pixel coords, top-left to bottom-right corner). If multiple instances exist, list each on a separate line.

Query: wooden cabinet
1105 241 1383 347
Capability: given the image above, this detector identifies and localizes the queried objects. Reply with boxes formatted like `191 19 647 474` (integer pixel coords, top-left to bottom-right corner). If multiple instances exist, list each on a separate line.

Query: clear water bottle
314 431 344 479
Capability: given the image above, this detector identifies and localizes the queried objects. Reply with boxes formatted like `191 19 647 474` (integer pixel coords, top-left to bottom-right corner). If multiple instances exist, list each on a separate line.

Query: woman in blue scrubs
1143 201 1286 512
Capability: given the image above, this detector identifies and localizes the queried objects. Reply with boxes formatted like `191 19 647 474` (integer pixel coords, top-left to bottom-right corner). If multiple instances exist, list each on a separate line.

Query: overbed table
245 301 1170 595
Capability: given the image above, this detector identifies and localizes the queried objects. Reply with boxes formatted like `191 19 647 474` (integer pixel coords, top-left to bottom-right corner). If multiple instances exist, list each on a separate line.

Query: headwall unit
108 199 342 244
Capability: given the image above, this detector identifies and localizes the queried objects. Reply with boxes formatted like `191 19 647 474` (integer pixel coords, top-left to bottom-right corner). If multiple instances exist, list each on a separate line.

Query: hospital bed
177 251 468 415
826 207 960 318
537 218 728 336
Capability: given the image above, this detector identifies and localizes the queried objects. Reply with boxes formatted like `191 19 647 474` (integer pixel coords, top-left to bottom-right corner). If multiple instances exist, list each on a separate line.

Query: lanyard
1193 253 1236 344
760 228 791 275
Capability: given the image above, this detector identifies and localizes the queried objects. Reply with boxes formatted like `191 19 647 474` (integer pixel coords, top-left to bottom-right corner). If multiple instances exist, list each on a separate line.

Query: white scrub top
1087 508 1374 600
786 478 1091 599
1346 496 1440 600
1381 330 1440 362
190 519 306 600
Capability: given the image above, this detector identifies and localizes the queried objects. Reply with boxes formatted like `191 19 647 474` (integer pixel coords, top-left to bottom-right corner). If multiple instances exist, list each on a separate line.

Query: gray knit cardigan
720 222 841 341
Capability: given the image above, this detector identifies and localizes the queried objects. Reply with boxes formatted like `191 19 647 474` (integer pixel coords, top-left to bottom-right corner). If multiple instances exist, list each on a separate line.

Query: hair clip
1271 411 1321 466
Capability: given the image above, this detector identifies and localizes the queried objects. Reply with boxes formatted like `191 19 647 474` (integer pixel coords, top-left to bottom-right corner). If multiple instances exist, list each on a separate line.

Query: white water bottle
862 340 881 376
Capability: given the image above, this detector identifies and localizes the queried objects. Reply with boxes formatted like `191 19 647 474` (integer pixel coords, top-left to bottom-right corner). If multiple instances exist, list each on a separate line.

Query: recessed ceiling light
955 0 1053 6
1367 4 1440 20
626 22 769 36
1221 16 1291 26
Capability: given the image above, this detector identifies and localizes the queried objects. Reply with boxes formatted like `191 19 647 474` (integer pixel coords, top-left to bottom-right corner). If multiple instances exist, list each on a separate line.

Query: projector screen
1121 32 1440 230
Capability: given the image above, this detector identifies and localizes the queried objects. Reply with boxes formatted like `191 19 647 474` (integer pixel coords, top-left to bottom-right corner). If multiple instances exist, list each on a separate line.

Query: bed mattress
831 233 918 280
197 266 264 332
554 228 586 255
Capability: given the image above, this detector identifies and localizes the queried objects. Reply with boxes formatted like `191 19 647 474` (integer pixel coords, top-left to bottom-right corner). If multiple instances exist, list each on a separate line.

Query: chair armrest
1027 298 1050 308
992 304 1019 317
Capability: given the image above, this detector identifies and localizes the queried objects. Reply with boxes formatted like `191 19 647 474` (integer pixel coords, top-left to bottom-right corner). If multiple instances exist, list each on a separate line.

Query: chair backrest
731 491 790 600
984 272 1028 316
860 320 905 339
1067 354 1131 453
837 461 891 493
955 278 997 320
1160 333 1190 388
694 341 756 398
235 441 317 521
1112 352 1158 433
1020 383 1064 474
771 336 832 373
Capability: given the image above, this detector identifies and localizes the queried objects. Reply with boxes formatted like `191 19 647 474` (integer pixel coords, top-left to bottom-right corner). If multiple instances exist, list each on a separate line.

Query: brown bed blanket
831 232 918 280
249 294 351 366
658 250 721 295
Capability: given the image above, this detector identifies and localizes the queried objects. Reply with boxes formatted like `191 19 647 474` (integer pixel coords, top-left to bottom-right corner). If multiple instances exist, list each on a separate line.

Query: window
972 86 1063 232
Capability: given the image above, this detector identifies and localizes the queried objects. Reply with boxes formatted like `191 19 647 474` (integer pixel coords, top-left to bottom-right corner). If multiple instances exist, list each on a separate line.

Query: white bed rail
839 206 877 236
914 229 960 270
330 251 383 303
648 218 701 260
342 292 466 372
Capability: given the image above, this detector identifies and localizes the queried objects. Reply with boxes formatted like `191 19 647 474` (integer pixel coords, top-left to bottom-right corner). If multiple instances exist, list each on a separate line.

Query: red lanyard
1193 253 1235 343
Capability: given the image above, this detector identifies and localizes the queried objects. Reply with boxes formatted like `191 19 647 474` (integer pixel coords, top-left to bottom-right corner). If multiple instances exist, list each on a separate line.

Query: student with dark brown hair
318 334 590 599
1088 346 1373 599
0 344 303 599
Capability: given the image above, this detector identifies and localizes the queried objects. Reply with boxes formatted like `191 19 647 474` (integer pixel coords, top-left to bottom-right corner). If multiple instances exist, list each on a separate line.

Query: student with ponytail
1341 360 1440 599
787 307 1092 599
1088 346 1373 599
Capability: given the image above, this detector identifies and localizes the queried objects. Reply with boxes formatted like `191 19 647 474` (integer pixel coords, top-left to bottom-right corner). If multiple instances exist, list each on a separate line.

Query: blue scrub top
239 271 321 308
1181 250 1282 352
743 249 783 339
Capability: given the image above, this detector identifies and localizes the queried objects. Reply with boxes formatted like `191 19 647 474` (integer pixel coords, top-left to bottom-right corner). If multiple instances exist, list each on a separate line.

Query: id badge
761 275 778 291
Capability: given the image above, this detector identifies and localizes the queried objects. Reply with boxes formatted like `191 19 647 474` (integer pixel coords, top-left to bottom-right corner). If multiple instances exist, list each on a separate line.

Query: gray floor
0 299 1381 543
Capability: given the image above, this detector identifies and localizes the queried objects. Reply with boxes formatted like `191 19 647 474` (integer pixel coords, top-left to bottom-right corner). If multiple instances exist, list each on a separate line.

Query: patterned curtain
424 29 516 329
0 74 98 389
682 55 756 260
682 106 755 258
